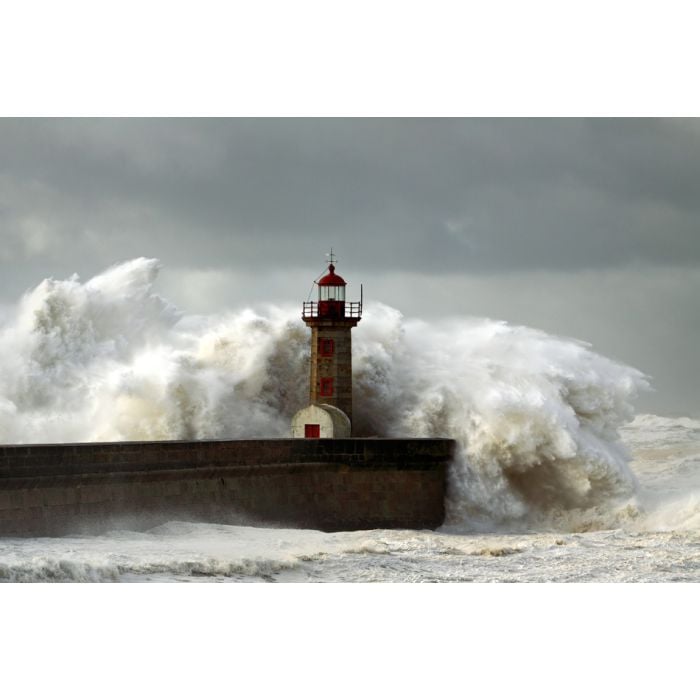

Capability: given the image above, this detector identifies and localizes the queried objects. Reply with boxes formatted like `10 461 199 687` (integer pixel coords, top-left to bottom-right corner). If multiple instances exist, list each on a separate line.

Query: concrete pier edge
0 438 456 537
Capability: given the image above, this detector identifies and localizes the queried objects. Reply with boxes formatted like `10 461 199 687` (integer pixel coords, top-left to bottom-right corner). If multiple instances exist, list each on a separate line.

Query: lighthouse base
291 403 351 438
0 438 455 536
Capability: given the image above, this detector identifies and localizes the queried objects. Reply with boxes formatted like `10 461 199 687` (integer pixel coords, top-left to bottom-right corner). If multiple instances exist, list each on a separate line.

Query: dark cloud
2 119 700 274
0 118 698 416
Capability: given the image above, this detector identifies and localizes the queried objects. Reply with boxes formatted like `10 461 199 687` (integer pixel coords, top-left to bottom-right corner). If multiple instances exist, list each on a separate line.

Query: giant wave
0 258 650 529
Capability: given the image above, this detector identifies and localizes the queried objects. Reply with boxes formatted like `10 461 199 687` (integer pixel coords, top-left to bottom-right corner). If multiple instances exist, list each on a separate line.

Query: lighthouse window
319 285 345 302
319 338 334 357
320 377 334 397
304 424 320 438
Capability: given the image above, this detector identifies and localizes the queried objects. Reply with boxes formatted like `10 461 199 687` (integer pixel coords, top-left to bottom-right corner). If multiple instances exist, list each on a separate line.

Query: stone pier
0 438 455 537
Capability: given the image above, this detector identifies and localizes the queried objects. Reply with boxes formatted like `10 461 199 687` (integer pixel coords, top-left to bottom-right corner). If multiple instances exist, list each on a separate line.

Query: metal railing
302 301 362 319
344 302 362 318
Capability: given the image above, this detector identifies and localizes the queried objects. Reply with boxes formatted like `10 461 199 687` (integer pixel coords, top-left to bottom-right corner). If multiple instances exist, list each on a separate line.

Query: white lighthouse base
291 404 351 439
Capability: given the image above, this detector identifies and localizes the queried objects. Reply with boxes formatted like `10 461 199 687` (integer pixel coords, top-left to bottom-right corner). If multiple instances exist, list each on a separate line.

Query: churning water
0 259 698 582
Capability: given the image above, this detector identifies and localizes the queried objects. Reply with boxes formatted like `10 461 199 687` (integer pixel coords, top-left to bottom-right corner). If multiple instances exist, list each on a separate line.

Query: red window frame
319 377 334 397
304 424 320 438
319 337 335 357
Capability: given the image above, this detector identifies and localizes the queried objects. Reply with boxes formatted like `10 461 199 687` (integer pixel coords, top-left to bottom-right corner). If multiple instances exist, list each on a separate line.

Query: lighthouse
291 252 362 439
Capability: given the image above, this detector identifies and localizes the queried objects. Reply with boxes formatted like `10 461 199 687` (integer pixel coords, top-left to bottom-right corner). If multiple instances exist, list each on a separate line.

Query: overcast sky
1 118 698 416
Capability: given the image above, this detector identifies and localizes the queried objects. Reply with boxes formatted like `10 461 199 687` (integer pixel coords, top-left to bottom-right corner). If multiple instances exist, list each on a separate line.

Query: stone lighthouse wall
308 320 356 423
0 438 455 537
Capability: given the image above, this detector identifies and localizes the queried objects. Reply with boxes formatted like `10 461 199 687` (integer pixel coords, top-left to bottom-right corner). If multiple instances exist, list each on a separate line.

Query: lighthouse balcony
302 301 362 320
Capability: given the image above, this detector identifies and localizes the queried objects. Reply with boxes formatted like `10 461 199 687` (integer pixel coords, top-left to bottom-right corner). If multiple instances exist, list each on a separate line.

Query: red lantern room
302 252 362 323
317 263 346 319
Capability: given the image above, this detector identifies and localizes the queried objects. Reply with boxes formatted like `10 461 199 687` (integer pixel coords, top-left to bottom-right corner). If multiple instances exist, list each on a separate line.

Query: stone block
23 489 44 508
0 491 13 510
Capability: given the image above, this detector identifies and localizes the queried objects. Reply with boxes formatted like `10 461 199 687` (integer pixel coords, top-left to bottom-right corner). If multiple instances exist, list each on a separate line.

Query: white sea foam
0 522 339 582
619 415 700 532
0 257 658 530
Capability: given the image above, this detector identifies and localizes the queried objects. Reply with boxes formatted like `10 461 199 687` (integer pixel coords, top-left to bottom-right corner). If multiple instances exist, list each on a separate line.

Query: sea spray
0 258 650 527
350 310 649 528
0 258 310 443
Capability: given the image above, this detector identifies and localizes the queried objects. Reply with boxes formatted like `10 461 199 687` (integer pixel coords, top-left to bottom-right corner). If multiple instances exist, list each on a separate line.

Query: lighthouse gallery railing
302 301 362 319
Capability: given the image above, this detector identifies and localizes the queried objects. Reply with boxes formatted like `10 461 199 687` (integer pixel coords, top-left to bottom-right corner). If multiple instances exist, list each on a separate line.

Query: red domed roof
318 264 346 286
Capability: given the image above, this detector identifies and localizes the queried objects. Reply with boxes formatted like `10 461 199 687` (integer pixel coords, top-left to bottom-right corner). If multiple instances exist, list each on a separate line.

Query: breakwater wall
0 438 455 537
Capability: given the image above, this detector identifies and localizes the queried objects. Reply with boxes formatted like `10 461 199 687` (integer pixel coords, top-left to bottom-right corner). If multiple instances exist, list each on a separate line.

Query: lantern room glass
319 285 345 301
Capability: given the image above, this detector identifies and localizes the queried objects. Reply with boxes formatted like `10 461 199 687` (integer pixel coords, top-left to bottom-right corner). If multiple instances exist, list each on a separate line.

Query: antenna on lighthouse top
326 248 337 267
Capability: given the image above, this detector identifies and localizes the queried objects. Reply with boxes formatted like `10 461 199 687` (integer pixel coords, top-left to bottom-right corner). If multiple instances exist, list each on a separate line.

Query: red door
304 424 320 438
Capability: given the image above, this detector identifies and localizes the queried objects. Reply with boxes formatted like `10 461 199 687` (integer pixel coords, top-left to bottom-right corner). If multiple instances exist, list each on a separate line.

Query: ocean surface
0 260 697 582
1 414 698 583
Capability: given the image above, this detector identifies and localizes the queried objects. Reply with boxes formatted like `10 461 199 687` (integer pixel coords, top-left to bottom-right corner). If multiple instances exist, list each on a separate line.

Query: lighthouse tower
291 252 362 438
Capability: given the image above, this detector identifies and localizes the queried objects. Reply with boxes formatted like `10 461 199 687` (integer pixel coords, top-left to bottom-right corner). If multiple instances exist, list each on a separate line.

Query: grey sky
0 118 698 416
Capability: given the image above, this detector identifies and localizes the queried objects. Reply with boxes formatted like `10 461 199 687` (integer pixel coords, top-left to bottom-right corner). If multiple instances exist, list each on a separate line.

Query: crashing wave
0 258 650 527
